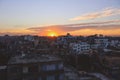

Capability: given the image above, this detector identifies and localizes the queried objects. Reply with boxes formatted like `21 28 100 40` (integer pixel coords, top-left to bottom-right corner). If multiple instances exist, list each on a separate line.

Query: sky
0 0 120 36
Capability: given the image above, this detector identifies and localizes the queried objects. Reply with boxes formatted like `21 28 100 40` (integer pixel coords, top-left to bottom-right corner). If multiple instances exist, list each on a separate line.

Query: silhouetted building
102 52 120 79
0 66 7 80
7 54 64 80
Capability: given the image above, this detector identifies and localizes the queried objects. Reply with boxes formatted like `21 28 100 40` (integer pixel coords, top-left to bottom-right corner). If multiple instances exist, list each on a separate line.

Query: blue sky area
0 0 120 36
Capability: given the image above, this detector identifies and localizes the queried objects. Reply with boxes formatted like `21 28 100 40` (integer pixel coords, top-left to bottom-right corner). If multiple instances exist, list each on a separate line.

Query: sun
50 33 56 37
48 32 58 37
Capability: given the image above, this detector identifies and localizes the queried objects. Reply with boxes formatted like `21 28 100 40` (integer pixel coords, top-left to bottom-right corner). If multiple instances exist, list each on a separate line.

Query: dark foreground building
7 54 64 80
0 65 7 80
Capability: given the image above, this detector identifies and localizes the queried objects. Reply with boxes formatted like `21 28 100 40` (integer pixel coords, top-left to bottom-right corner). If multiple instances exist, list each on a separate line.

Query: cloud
0 29 37 36
27 19 120 36
1 19 119 36
67 19 120 26
70 8 120 21
0 32 25 36
70 28 120 36
28 25 84 36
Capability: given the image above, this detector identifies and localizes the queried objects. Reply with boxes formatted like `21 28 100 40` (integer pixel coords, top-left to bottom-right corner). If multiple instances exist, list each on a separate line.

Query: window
38 65 41 72
58 63 63 70
29 65 38 72
59 74 64 80
42 64 56 71
42 65 46 71
23 77 34 80
38 77 42 80
46 64 56 71
23 67 28 73
47 75 55 80
8 66 20 73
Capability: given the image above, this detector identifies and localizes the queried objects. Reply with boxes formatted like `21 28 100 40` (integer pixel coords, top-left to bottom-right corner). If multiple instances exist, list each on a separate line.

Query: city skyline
0 0 120 36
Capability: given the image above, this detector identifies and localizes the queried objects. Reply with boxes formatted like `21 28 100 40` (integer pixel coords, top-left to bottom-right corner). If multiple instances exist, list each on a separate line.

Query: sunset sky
0 0 120 36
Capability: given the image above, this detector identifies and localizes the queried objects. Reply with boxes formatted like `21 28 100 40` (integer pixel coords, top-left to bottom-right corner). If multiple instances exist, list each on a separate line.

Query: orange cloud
1 20 120 36
0 29 36 36
70 8 120 21
70 28 120 36
28 20 120 36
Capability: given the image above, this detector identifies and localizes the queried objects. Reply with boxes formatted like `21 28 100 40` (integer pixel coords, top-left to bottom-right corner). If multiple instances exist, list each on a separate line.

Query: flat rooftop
8 54 61 64
0 66 7 70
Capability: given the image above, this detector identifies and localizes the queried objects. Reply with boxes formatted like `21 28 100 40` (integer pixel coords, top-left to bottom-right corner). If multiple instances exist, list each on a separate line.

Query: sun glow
48 32 58 37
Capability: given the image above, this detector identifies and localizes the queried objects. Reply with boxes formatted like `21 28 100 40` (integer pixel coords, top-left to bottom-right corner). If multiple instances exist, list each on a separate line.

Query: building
94 38 109 48
7 54 64 80
24 35 35 41
102 52 120 80
109 40 119 47
70 42 90 54
57 33 76 45
0 65 7 80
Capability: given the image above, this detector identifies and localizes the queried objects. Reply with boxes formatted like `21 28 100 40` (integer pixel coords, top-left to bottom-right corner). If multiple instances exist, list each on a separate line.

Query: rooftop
0 65 7 70
8 54 61 64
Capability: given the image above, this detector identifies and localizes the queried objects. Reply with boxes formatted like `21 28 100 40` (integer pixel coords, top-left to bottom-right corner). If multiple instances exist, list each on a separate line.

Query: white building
109 40 119 47
91 44 99 49
117 42 120 47
24 35 35 41
94 38 109 48
57 33 76 44
70 42 90 54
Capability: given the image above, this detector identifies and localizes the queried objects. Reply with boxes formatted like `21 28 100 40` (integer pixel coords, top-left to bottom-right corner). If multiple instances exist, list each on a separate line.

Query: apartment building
70 42 90 54
7 54 64 80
